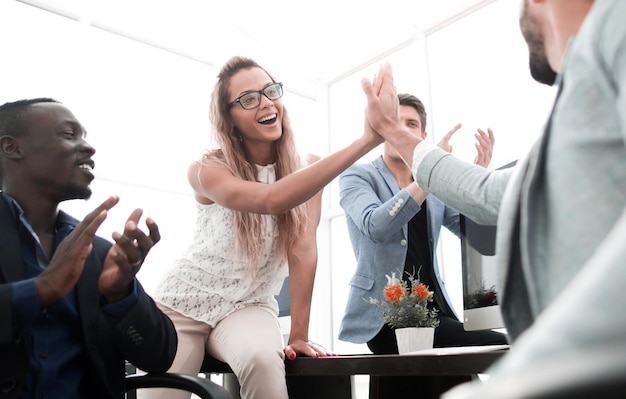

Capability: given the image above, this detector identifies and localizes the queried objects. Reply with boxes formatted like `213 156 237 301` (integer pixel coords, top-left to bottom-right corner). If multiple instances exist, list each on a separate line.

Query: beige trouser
139 304 288 399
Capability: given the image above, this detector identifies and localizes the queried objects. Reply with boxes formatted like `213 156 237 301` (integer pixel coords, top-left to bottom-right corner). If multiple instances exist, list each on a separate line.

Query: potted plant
369 271 440 353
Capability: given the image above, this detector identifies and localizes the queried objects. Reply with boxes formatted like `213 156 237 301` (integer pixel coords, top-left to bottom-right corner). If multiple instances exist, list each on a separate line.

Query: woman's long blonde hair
203 56 308 271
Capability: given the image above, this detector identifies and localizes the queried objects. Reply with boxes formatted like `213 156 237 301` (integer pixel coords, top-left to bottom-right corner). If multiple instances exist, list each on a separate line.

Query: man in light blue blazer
338 93 506 353
363 1 626 397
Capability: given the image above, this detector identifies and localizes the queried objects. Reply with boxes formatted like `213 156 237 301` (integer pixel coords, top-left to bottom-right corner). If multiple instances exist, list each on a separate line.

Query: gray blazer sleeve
414 148 513 225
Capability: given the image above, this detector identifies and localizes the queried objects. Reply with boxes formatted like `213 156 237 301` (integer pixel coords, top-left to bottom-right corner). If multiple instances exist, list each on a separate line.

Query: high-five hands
361 63 424 168
361 62 496 169
361 62 401 136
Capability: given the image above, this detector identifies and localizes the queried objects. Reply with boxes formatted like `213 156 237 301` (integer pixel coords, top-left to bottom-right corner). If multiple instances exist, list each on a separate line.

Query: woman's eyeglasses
227 82 284 110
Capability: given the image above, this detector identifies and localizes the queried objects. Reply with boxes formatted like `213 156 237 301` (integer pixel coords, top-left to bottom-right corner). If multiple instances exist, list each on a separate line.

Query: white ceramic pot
395 327 435 354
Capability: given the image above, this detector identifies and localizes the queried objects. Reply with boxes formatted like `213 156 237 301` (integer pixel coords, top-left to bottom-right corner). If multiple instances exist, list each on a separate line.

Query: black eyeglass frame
227 82 284 110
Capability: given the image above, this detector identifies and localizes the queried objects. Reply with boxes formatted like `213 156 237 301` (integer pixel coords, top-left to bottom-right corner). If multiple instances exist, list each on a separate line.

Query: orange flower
384 283 405 303
413 283 430 301
370 270 440 329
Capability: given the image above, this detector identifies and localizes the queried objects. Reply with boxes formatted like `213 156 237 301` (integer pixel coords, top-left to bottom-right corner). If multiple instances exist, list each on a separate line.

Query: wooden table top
201 346 509 377
285 349 508 376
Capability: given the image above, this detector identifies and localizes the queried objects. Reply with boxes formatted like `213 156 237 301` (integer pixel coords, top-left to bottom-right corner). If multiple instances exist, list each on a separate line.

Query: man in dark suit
0 98 177 398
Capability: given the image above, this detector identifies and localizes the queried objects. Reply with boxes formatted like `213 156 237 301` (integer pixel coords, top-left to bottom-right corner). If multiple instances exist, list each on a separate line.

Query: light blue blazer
338 156 460 344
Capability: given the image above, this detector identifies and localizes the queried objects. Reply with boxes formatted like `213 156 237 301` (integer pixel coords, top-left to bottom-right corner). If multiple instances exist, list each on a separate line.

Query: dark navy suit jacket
0 198 177 399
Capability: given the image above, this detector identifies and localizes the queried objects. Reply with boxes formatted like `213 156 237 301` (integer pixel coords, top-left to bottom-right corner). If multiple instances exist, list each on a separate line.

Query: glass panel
426 0 557 315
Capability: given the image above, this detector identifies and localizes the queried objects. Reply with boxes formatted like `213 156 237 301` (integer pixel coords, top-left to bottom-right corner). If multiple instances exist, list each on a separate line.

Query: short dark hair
0 98 60 138
397 93 427 133
0 98 60 185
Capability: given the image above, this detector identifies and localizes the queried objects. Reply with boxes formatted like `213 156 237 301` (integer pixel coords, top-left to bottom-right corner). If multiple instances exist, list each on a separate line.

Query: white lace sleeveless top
153 163 288 326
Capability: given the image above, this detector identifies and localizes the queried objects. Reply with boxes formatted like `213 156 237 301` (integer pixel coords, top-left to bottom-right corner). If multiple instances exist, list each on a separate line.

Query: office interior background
1 0 557 355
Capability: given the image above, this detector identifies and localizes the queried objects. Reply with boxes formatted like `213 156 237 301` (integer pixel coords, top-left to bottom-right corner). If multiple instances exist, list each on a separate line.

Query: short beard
520 0 558 86
528 51 557 86
64 185 93 202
